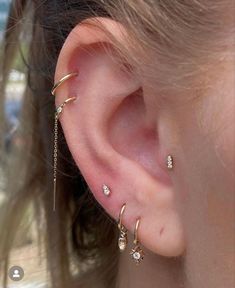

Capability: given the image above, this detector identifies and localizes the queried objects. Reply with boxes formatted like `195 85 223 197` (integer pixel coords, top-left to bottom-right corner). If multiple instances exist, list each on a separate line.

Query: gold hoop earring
130 219 144 265
51 72 78 96
51 72 78 212
118 204 128 252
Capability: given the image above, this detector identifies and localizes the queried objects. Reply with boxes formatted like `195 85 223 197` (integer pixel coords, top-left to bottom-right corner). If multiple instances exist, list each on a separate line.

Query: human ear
54 17 185 257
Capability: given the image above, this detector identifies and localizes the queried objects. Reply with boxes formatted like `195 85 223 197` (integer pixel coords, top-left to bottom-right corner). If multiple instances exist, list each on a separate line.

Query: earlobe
54 17 185 258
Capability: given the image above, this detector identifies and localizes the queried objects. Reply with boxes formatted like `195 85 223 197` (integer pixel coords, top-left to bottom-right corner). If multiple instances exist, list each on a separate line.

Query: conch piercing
118 204 128 252
130 218 144 265
102 184 111 197
167 155 174 170
51 72 78 212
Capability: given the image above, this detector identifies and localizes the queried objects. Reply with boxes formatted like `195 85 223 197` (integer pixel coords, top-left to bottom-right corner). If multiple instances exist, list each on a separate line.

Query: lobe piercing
130 218 144 265
118 204 128 252
102 184 111 197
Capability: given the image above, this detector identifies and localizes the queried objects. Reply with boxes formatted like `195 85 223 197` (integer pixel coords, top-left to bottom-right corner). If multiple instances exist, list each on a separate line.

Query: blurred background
0 1 48 287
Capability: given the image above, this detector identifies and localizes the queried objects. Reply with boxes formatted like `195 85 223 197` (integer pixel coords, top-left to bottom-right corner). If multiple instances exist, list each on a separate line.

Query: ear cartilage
103 184 111 197
167 155 174 170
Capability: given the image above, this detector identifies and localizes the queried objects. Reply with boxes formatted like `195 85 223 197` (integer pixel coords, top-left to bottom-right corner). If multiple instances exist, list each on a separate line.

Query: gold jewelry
167 155 174 170
130 219 144 264
51 72 78 96
118 204 128 252
102 184 111 197
51 72 78 212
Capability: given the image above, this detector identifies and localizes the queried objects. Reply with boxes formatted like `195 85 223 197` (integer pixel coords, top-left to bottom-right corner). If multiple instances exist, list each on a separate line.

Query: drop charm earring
118 204 128 252
51 72 78 211
130 219 144 265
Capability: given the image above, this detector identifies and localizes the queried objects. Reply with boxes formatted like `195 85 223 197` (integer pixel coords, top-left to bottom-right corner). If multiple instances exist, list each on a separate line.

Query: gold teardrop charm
118 204 128 252
118 229 128 252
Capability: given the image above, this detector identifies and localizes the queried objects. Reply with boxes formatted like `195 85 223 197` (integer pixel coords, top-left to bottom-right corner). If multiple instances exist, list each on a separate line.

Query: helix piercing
167 155 174 170
118 204 128 252
130 218 144 265
51 72 78 212
51 72 78 96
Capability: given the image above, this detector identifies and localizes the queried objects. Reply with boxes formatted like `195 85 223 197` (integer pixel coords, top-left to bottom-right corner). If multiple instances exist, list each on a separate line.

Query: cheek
208 112 235 232
214 120 235 176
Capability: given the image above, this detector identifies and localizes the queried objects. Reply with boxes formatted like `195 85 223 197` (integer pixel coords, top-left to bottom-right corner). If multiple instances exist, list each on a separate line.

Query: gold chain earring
118 204 128 252
130 219 144 265
51 72 78 211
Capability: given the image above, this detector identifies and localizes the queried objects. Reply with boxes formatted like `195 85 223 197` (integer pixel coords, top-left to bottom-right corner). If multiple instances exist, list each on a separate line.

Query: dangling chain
53 112 59 212
52 98 77 211
51 72 78 212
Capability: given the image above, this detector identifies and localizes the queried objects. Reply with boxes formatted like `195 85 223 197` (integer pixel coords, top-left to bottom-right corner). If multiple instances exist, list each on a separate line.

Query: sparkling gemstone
57 107 63 114
102 184 111 196
133 252 141 260
130 246 144 264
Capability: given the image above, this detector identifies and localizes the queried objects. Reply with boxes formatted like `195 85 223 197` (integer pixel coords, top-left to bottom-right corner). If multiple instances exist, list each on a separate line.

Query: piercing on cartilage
130 218 144 265
118 204 128 252
167 155 174 170
51 72 78 212
103 184 111 197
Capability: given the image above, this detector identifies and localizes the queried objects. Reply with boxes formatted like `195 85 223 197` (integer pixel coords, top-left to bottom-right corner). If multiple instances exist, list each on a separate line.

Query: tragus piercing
130 218 144 265
51 72 78 212
118 204 128 252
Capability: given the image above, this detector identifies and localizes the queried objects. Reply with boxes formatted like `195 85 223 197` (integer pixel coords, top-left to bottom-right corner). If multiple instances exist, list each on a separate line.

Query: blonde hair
0 0 233 287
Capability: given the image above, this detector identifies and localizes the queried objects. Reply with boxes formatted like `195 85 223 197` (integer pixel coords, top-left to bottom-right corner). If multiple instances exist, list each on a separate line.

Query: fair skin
54 18 235 288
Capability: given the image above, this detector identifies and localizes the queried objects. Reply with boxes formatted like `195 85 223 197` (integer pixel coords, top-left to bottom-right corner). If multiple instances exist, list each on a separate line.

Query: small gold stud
102 184 111 197
167 155 174 170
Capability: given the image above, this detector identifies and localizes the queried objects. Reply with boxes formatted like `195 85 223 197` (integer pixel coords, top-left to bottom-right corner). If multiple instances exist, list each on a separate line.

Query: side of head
1 1 234 288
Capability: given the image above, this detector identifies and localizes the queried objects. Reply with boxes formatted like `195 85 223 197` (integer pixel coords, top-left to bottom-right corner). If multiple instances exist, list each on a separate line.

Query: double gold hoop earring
51 72 78 211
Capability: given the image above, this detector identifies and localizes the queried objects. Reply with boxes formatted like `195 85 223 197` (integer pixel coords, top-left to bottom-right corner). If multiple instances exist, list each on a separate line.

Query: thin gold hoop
134 218 140 245
118 204 128 252
51 72 78 96
118 204 126 230
55 97 77 117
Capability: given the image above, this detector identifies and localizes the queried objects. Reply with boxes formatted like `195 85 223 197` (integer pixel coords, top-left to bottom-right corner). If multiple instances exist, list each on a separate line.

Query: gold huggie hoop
118 204 128 252
118 204 126 230
130 218 144 265
134 219 140 245
51 72 78 212
51 72 78 96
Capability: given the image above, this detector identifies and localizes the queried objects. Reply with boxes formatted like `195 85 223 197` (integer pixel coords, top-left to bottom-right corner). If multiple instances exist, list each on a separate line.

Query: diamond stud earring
167 155 174 170
102 184 111 197
130 218 144 265
118 204 128 252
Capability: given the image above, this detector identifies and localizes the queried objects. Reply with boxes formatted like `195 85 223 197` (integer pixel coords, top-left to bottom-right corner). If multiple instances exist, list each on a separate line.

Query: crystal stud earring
167 155 174 170
102 184 111 197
